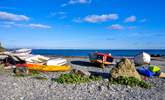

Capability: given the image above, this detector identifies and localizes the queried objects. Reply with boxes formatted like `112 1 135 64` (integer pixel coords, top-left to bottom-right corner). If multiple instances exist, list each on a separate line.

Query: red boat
89 52 114 68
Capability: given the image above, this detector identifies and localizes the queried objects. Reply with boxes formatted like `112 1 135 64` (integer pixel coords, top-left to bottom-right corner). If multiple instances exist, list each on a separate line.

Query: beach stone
98 85 106 91
110 58 141 80
71 68 91 76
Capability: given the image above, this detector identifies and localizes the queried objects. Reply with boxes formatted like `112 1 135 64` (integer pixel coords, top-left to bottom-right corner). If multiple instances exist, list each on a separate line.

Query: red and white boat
89 52 114 67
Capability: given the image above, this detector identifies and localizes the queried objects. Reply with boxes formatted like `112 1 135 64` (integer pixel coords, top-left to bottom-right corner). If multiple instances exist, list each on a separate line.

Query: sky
0 0 164 49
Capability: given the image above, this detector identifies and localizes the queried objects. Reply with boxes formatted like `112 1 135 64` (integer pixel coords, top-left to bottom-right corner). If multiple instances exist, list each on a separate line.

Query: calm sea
31 49 165 57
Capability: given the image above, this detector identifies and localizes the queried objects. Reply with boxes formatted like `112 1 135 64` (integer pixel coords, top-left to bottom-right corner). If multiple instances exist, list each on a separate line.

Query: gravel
0 57 165 100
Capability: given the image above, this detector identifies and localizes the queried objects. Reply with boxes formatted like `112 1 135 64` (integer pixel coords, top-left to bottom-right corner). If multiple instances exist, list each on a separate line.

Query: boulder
71 68 91 77
110 58 141 80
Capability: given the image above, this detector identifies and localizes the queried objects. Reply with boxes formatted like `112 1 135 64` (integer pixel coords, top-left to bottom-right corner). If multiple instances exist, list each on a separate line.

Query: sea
31 49 165 57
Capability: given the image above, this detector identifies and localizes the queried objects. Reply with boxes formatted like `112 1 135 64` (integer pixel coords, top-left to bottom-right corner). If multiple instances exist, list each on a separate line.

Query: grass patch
30 70 48 80
13 70 40 77
109 76 151 89
33 76 48 80
53 73 102 84
13 70 48 80
30 70 40 76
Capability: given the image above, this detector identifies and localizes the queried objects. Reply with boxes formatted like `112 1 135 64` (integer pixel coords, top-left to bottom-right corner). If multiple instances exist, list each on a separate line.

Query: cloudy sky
0 0 164 49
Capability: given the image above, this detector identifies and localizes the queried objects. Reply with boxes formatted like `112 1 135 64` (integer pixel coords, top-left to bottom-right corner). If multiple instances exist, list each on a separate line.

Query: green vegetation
110 76 151 89
13 70 48 80
33 76 48 80
31 71 48 80
53 73 102 84
30 70 40 76
13 70 40 77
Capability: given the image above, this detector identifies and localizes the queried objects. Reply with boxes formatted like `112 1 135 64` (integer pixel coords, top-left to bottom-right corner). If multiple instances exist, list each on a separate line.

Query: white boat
0 54 8 60
11 48 32 57
25 55 50 63
2 51 27 56
46 58 67 66
134 52 151 65
14 48 32 54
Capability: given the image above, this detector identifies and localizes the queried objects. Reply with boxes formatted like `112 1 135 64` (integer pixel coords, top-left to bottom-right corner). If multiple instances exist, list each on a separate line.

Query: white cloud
50 12 66 16
0 11 29 21
61 0 91 7
29 24 51 29
69 0 91 4
49 11 67 19
107 24 124 30
83 14 118 23
1 21 26 28
107 24 137 30
124 16 136 23
1 21 51 29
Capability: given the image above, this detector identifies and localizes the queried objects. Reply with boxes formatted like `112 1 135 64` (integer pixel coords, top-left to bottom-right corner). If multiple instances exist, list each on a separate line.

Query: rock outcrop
71 68 91 77
110 58 141 80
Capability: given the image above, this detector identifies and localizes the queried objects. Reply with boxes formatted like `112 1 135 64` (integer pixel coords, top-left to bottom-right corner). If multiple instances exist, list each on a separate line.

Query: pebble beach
0 57 165 100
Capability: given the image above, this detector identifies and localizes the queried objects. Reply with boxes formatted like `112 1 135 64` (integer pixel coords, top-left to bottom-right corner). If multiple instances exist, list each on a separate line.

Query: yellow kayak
17 63 71 72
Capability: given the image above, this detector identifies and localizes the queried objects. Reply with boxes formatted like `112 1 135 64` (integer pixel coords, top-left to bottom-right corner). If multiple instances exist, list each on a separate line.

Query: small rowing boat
16 63 71 72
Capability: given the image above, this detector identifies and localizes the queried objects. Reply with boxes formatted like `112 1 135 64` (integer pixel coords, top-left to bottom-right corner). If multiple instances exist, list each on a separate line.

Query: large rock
71 68 91 77
110 58 141 80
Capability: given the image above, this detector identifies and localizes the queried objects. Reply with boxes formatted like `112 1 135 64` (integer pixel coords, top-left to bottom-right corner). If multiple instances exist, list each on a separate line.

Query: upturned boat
16 63 71 72
89 52 114 68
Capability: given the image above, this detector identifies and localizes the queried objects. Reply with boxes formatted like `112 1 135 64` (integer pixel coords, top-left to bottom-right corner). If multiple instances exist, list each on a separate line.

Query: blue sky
0 0 164 49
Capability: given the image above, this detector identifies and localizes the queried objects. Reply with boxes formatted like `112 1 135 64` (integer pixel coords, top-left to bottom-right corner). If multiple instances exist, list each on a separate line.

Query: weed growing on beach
13 70 40 77
109 76 151 89
13 70 48 80
30 71 48 80
30 70 40 76
33 76 48 80
53 73 102 84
